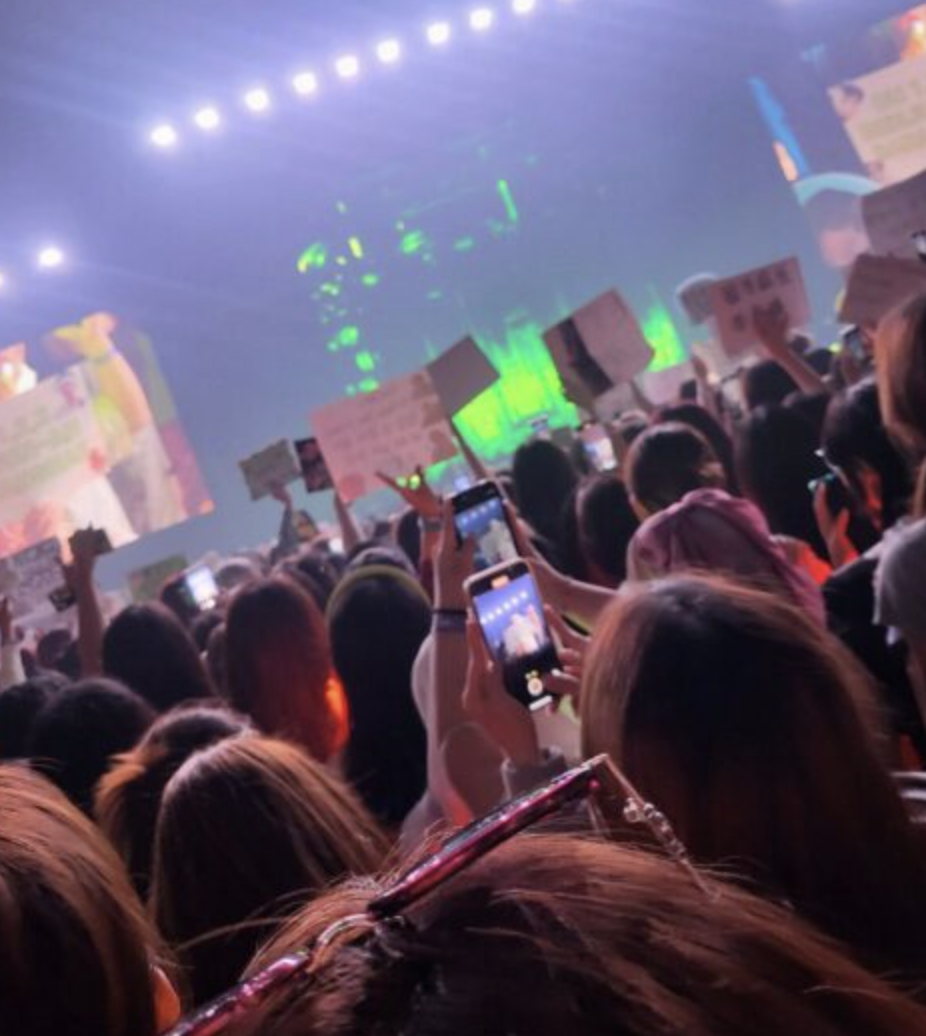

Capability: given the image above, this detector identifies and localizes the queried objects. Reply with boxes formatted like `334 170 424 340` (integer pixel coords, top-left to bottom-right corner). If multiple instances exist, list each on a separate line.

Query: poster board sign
238 440 300 501
707 257 810 357
829 55 926 188
128 554 189 604
861 168 926 259
839 253 926 327
676 275 718 326
426 337 500 416
294 438 334 494
0 538 62 617
311 371 457 503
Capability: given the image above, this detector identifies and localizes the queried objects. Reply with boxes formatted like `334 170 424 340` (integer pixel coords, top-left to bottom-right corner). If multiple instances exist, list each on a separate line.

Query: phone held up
49 528 115 611
466 559 561 712
451 480 520 572
808 472 851 517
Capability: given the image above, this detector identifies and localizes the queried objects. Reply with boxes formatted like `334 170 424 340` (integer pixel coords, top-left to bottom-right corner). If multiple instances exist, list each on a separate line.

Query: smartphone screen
913 231 926 263
48 585 76 612
467 561 560 710
841 326 867 362
181 565 219 614
452 481 520 572
579 424 617 472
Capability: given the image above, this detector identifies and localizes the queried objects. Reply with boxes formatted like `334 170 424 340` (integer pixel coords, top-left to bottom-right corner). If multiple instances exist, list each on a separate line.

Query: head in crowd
512 440 579 547
29 678 155 814
581 574 926 977
224 578 347 762
205 623 228 697
276 549 341 613
0 766 179 1035
0 672 67 760
784 390 831 442
222 835 926 1036
654 402 738 490
735 404 827 558
96 703 250 898
821 378 912 533
151 735 389 1004
626 422 726 517
190 608 224 653
102 603 213 712
394 507 422 572
34 627 74 673
327 567 429 828
742 359 799 411
561 476 639 587
877 294 926 463
344 542 416 578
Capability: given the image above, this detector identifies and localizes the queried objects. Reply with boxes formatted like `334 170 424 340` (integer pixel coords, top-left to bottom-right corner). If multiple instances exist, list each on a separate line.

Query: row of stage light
0 246 68 294
148 0 577 149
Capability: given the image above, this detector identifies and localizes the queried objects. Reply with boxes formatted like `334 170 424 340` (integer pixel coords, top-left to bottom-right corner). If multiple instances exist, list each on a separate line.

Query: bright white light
243 87 271 113
335 55 361 79
470 7 495 31
37 246 65 270
292 70 319 96
376 39 402 64
150 123 178 148
513 0 537 12
193 106 221 131
426 21 452 45
0 272 6 291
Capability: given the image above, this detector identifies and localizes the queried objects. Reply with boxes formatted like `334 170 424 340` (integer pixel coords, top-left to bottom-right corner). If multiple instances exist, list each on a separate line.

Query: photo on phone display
579 424 617 472
467 561 560 711
179 565 219 614
841 325 867 362
452 481 520 571
294 438 334 493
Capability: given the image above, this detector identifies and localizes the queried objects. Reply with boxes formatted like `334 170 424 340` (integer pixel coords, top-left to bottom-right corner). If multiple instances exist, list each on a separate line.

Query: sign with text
426 337 500 416
311 371 457 503
0 539 63 618
128 554 189 604
708 257 810 357
839 253 926 327
238 440 300 501
862 168 926 260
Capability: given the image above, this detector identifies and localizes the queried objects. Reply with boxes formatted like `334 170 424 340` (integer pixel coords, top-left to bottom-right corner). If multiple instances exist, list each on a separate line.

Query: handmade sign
861 168 926 260
0 538 62 617
839 253 926 327
707 258 810 357
238 440 300 501
426 336 500 416
128 554 189 604
311 371 457 503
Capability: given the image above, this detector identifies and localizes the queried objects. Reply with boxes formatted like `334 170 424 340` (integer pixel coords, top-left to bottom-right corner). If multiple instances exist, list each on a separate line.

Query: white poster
862 168 926 259
839 253 926 326
238 440 300 501
0 538 62 618
426 336 500 416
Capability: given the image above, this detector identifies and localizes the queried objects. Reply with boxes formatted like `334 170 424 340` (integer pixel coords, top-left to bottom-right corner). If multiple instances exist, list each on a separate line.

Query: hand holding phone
178 565 220 615
451 481 520 572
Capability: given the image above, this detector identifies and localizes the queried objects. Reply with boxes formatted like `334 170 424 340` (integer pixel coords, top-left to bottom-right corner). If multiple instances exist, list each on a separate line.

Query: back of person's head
29 678 154 814
35 628 73 672
561 476 639 586
394 507 422 571
222 834 926 1036
326 567 429 827
581 575 926 976
151 735 389 1004
784 389 831 440
735 404 827 556
743 359 799 410
344 543 416 577
0 672 67 760
102 603 213 712
190 609 224 653
823 379 913 531
0 766 178 1036
877 293 926 461
275 549 341 613
224 577 343 761
512 439 578 543
627 422 726 516
654 402 737 489
96 703 250 898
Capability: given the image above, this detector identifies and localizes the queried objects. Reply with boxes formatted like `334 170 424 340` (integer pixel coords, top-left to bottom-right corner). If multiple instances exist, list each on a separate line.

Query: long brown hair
580 574 926 980
151 735 389 1004
225 578 344 761
877 294 926 466
0 766 164 1036
227 835 926 1036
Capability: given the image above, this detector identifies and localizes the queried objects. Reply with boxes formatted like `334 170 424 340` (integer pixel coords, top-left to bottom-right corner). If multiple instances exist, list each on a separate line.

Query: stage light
376 39 402 64
150 123 179 148
513 0 537 13
335 54 361 79
37 246 65 270
243 87 271 113
0 272 6 291
470 8 495 32
292 70 319 96
193 106 222 131
426 21 452 45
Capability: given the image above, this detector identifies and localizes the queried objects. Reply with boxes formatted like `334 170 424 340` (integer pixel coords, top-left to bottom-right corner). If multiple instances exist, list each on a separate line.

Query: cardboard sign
238 440 300 501
544 290 654 409
708 257 810 357
839 253 926 327
0 539 63 617
639 361 695 405
311 371 457 503
294 438 334 494
426 337 500 416
861 168 926 260
128 554 189 604
676 274 719 326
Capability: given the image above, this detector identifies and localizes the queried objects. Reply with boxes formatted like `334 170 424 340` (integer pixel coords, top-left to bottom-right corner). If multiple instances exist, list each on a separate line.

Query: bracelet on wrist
432 609 467 634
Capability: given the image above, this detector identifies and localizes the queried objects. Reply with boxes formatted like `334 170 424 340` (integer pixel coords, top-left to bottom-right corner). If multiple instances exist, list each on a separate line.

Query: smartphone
841 325 867 362
529 415 551 440
913 230 926 264
579 424 618 473
451 481 520 572
67 528 113 558
294 437 334 493
48 585 76 612
809 473 851 516
178 565 219 615
466 560 561 711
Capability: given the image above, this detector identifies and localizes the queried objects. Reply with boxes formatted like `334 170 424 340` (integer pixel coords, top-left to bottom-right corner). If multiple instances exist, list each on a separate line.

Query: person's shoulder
876 519 926 632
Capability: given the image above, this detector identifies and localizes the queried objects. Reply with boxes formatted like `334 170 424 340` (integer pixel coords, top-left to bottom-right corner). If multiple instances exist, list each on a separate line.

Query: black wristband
432 609 467 633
